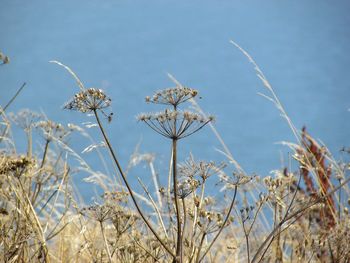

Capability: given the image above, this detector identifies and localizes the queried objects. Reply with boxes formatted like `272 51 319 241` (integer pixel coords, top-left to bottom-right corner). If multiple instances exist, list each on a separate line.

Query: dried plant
0 50 348 263
140 85 217 262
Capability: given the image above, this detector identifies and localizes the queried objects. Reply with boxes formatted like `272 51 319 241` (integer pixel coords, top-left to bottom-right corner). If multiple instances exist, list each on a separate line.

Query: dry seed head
35 120 70 141
138 109 213 139
103 190 129 203
80 204 114 222
64 88 111 113
178 155 226 184
204 196 215 206
0 154 36 178
9 109 42 130
175 177 201 199
145 86 198 106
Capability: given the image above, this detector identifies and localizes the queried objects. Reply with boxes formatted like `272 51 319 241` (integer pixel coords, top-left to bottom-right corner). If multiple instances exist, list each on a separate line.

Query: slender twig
149 161 162 207
138 177 169 239
99 221 112 263
195 233 207 263
242 221 250 263
181 198 187 255
32 139 50 204
283 172 302 219
189 182 206 263
0 82 26 115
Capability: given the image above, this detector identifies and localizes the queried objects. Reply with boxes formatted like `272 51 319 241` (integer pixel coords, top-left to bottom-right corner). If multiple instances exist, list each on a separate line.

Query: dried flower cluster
0 154 35 178
194 204 234 235
80 204 115 222
175 177 200 199
9 109 42 130
64 88 111 113
138 109 214 139
35 120 72 141
145 86 198 106
178 156 226 182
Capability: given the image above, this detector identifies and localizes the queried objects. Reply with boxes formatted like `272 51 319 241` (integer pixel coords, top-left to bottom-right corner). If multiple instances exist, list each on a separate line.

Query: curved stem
93 110 175 259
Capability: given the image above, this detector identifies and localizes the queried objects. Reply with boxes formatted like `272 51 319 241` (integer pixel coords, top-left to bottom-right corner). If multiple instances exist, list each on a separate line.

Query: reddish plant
300 126 335 228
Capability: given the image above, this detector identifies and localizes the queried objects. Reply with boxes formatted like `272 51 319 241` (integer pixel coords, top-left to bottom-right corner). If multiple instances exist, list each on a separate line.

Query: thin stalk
0 82 26 115
189 182 206 262
32 139 50 204
99 221 112 263
172 138 182 263
93 110 175 259
138 177 169 239
181 198 187 255
149 161 162 207
195 233 207 263
242 219 250 263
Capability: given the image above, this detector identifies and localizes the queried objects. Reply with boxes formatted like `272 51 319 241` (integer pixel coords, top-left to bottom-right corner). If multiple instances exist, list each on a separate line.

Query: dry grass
0 49 349 263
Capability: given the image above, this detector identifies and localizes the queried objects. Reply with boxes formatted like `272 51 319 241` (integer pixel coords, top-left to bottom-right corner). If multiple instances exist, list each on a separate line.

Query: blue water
1 0 349 198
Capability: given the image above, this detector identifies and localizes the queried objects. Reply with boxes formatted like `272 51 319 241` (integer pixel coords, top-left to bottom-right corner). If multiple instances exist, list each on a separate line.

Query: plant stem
242 220 250 263
0 82 26 115
181 198 187 253
32 139 50 204
99 221 112 263
93 109 175 259
172 138 182 263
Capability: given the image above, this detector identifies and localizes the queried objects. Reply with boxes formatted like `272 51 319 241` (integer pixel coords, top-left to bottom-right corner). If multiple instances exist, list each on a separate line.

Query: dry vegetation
0 47 349 263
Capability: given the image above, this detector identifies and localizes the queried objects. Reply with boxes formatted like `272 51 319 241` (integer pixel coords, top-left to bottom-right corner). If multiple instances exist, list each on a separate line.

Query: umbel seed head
145 86 198 107
64 88 111 113
138 109 214 140
140 86 213 139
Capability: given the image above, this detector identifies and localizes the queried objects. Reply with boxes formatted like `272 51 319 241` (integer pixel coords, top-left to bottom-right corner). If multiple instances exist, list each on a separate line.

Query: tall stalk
138 86 213 262
172 137 182 263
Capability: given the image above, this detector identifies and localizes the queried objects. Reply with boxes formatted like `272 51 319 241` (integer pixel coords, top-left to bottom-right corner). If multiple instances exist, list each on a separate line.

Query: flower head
146 86 198 107
138 109 214 140
64 88 111 113
175 177 201 199
35 120 72 141
9 109 42 131
0 154 36 178
80 204 114 222
178 155 226 182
